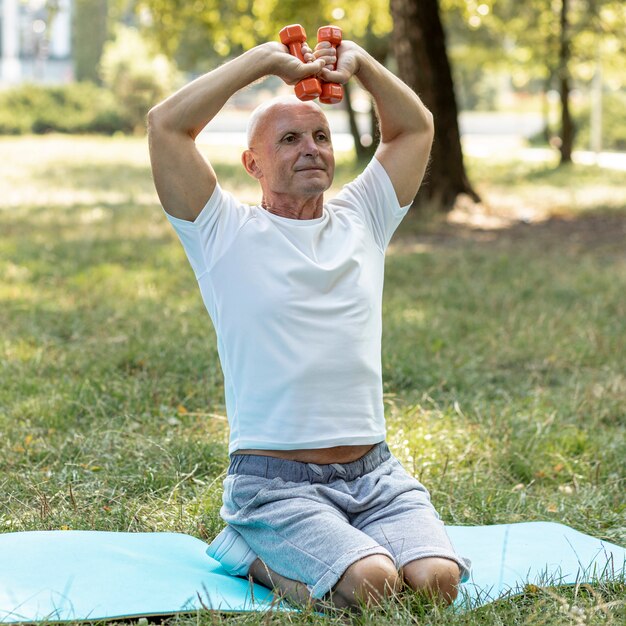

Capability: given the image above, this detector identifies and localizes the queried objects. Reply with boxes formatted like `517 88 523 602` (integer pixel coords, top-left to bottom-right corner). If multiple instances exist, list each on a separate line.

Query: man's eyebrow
277 126 331 136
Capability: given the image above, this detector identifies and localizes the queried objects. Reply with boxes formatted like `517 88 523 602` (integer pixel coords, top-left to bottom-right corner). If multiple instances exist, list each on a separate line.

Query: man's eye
283 135 296 143
316 133 328 141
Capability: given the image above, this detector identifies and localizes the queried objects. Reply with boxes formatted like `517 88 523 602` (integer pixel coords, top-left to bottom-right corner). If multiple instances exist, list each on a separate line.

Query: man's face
244 101 335 199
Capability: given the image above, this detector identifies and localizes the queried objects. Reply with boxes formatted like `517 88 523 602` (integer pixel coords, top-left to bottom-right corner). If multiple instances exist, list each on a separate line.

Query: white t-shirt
165 157 410 454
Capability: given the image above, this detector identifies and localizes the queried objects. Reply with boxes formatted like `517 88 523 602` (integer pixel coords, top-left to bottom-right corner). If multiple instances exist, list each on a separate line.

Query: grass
1 135 625 625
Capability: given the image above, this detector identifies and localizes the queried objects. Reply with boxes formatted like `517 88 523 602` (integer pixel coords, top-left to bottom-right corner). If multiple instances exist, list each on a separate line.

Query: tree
73 0 109 82
137 0 392 159
487 0 576 163
389 0 479 210
558 0 574 162
450 0 626 164
553 0 626 162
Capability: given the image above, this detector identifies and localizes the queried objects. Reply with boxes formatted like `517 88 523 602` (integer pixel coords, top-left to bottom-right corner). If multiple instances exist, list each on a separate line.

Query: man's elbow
405 108 434 155
410 107 434 158
402 102 434 148
421 107 435 143
147 103 197 141
147 104 166 138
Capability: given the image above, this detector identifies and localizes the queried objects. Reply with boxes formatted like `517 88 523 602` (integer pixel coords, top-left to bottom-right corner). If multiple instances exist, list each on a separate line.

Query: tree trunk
370 98 381 152
344 31 388 163
73 0 108 83
558 0 574 163
344 81 370 161
389 0 479 210
541 71 554 144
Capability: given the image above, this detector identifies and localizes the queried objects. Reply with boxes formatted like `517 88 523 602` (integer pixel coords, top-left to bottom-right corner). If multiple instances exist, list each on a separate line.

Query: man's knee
332 554 399 608
401 557 461 604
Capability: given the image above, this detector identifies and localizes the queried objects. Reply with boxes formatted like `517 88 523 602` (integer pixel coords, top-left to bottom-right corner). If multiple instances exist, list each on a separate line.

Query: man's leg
351 454 470 606
221 473 399 606
219 446 468 610
215 534 459 610
329 554 400 608
209 528 317 607
250 553 400 610
210 525 401 609
210 523 461 609
248 558 314 607
400 557 461 605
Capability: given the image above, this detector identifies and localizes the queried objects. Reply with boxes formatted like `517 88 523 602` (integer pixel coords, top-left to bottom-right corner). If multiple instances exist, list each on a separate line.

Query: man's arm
148 43 325 221
317 41 434 207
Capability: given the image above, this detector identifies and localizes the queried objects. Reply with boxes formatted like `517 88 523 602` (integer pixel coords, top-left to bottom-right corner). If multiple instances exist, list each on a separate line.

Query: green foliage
72 0 109 82
138 0 392 72
0 82 132 135
0 38 181 136
443 0 626 115
576 90 626 151
443 0 626 88
451 54 500 110
100 24 183 133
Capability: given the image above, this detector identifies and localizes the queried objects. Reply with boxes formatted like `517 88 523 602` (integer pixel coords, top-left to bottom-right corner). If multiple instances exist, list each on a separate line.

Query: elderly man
148 35 469 610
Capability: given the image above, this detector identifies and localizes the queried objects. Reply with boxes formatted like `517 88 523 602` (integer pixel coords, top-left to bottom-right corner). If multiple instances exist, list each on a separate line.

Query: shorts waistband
227 441 390 483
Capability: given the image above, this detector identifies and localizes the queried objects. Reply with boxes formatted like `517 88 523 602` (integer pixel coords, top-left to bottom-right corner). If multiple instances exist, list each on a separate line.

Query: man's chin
294 173 332 194
301 181 332 195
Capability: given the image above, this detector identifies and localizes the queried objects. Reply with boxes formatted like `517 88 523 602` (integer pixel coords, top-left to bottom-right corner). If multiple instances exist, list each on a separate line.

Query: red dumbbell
317 25 343 104
279 24 322 101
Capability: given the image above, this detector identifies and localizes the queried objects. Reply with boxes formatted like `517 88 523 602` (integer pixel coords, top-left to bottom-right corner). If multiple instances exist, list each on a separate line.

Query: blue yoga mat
0 522 623 622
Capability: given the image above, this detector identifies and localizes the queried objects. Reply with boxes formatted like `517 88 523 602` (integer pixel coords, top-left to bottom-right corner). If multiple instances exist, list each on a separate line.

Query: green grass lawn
1 135 625 624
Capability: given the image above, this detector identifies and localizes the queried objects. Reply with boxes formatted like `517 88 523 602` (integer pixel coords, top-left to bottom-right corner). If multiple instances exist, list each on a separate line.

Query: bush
0 26 181 136
99 25 182 133
0 82 133 135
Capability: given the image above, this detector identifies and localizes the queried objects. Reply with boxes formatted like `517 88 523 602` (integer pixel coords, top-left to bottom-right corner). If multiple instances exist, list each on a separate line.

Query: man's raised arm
317 41 434 207
148 43 325 221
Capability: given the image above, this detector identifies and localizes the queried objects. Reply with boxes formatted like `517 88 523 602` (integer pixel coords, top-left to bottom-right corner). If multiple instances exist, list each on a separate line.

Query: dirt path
393 205 626 257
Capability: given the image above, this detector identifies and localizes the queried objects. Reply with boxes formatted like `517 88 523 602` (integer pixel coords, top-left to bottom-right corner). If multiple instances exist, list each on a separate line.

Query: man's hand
264 41 326 86
314 40 363 85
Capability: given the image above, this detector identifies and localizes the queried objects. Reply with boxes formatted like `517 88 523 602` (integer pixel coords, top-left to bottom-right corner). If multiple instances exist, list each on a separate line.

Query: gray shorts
220 442 471 598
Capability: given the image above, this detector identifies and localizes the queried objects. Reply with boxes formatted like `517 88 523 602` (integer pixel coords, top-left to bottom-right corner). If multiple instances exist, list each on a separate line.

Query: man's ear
241 150 263 180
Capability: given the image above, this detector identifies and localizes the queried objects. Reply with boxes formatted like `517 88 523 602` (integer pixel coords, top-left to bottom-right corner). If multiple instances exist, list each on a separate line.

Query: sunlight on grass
1 135 625 625
465 158 625 221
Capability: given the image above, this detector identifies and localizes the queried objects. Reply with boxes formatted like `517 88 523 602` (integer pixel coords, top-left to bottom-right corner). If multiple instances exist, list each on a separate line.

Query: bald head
240 95 335 207
246 96 328 148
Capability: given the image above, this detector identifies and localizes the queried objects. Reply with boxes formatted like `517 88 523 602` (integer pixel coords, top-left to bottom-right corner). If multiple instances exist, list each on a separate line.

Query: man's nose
302 135 319 156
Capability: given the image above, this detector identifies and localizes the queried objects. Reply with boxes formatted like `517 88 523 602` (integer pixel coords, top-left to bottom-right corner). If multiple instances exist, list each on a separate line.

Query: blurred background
2 9 625 617
1 0 624 210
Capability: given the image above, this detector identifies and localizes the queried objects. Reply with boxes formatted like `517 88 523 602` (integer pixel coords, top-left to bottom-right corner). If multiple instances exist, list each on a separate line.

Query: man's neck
261 193 324 220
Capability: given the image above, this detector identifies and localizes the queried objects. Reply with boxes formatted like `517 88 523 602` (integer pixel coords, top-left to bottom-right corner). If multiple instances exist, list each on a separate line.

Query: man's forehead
247 96 329 147
267 103 329 132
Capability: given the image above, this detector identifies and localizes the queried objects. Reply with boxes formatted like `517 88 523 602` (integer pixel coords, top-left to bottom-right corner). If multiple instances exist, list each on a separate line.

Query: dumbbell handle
317 25 343 105
279 24 322 102
283 40 305 63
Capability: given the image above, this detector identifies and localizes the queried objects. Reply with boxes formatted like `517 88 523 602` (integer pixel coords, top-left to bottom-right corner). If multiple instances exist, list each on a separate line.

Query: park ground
0 135 625 625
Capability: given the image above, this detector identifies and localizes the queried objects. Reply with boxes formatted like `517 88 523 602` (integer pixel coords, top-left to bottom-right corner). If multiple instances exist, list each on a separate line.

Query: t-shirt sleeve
331 157 412 251
163 184 253 280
